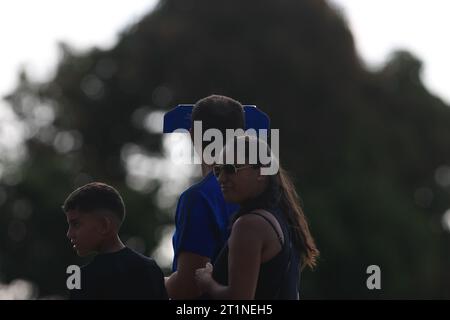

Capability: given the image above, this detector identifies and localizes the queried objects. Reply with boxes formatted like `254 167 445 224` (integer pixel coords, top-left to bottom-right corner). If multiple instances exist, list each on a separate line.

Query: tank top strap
244 209 284 247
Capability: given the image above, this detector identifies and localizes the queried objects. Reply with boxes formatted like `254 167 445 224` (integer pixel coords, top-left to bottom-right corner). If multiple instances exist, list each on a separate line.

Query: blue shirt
172 171 239 271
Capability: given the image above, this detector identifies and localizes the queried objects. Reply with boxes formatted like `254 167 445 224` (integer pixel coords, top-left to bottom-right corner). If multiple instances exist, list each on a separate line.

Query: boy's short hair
62 182 126 224
192 95 245 153
192 95 245 136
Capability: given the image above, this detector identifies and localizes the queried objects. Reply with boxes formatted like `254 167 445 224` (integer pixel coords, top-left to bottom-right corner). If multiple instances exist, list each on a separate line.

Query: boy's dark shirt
69 247 168 300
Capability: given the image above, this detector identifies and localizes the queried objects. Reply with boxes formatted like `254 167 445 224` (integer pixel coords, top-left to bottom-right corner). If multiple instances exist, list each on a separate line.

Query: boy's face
66 209 105 257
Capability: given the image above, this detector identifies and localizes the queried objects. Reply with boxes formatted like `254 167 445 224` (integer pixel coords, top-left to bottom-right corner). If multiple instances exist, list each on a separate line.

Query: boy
63 182 168 300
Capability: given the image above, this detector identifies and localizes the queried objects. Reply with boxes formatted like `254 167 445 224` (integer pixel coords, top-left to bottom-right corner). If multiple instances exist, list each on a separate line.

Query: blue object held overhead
163 104 270 133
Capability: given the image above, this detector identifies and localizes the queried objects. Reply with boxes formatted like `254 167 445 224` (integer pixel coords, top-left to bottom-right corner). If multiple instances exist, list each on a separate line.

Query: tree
1 0 449 298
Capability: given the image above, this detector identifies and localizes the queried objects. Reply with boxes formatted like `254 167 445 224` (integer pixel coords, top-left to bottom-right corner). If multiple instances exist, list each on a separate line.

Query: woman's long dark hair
232 136 319 270
276 167 319 270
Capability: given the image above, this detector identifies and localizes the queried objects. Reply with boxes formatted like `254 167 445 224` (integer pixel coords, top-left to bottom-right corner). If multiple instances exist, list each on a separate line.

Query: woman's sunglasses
213 164 254 178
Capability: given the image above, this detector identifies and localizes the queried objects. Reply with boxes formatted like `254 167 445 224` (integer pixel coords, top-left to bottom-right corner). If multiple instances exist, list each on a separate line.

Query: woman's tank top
212 207 301 299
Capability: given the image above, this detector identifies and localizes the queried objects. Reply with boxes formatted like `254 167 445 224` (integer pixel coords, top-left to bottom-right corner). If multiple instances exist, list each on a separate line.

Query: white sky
0 0 157 93
330 0 450 104
0 0 158 169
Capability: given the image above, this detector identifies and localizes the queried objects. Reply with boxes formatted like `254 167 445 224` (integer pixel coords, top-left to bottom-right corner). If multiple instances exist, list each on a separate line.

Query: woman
195 136 319 299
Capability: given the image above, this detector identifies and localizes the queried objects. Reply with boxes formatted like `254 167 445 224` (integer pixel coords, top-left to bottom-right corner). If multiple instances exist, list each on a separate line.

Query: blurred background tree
1 0 449 299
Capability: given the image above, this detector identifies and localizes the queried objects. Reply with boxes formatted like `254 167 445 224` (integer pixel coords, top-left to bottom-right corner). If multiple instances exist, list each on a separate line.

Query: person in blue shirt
165 95 244 299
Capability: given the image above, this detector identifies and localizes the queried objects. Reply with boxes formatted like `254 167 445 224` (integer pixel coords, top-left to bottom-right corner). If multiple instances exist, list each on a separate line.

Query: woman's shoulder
239 209 285 242
226 214 265 254
233 212 267 232
237 209 280 227
233 210 282 238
